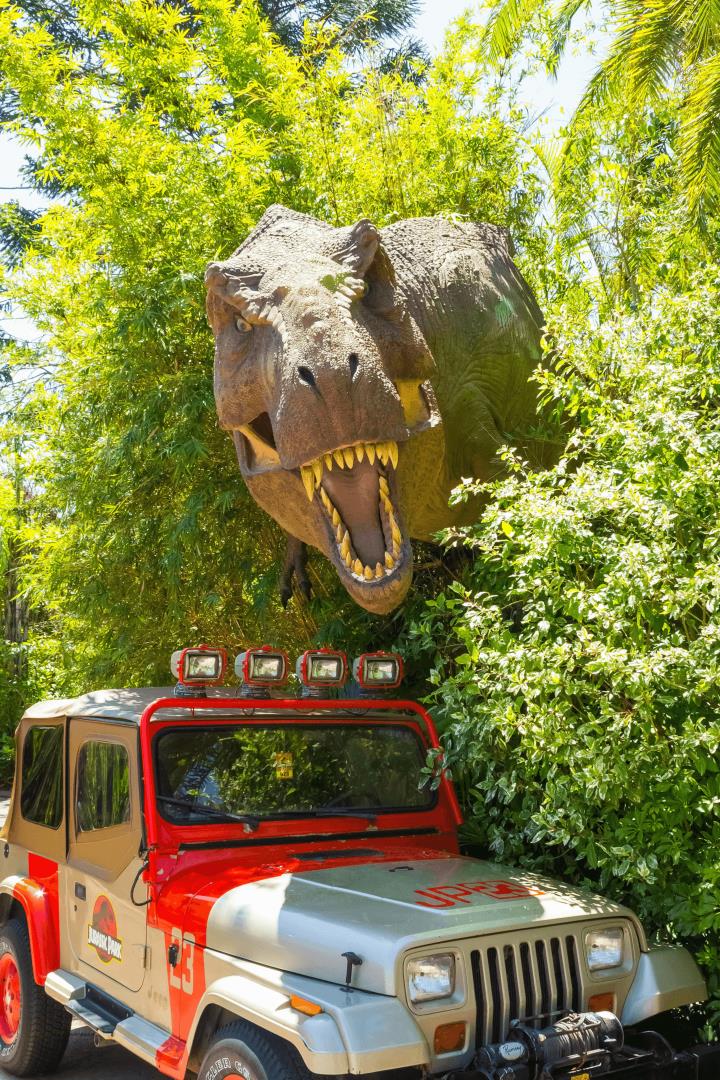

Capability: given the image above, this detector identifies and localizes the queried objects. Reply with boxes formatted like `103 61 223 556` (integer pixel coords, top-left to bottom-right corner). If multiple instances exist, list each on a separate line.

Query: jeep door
63 719 148 993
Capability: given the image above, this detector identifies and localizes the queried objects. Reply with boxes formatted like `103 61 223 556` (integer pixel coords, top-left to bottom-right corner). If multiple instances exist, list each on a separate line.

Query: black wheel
197 1020 313 1080
0 917 71 1076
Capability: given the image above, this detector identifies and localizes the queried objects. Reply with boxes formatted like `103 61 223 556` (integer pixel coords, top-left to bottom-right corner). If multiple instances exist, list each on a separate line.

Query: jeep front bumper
442 1013 720 1080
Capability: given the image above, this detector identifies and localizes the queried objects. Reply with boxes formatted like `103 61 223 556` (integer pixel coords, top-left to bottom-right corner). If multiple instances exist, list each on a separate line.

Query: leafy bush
407 268 720 1020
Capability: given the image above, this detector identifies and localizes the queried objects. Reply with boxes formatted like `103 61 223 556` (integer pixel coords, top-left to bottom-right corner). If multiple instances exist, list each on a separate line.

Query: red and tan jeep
0 645 715 1080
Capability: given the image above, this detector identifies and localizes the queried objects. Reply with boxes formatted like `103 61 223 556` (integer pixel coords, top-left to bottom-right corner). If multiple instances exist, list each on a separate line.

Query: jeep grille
471 934 582 1045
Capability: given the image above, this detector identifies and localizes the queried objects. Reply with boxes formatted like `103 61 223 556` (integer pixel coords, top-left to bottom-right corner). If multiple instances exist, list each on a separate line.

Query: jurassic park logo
415 879 544 909
87 895 123 963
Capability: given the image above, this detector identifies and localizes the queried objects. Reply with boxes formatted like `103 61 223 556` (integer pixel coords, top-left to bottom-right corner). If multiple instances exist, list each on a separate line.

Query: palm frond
682 0 720 64
679 50 720 213
484 0 548 64
546 0 592 76
601 0 685 108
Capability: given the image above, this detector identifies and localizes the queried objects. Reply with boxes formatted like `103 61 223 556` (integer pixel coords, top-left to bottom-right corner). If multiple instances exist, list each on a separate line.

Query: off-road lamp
171 645 227 698
235 646 289 699
352 651 404 694
296 649 348 698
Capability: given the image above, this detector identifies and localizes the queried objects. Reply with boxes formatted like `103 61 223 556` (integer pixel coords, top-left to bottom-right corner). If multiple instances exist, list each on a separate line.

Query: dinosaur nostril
298 365 317 389
348 353 359 379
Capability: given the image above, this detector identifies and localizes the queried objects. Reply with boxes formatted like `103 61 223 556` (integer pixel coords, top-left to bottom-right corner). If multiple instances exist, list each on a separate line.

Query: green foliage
406 269 720 1017
0 0 542 703
484 0 720 216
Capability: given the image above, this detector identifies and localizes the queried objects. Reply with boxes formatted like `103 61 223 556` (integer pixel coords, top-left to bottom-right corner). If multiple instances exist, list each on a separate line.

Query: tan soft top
22 687 249 724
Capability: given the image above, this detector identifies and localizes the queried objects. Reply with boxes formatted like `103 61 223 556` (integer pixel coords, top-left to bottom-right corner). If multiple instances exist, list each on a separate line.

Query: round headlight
586 927 624 971
407 953 456 1003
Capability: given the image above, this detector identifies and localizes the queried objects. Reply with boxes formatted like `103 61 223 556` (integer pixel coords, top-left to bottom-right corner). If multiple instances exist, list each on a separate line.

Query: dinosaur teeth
299 443 403 579
301 466 315 501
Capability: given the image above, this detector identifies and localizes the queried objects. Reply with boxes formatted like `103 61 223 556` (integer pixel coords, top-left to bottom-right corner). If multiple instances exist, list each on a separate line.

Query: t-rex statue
205 204 545 615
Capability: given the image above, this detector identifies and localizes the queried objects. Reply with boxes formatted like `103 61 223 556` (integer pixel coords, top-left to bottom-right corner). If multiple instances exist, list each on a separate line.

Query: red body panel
132 696 460 1077
14 855 60 985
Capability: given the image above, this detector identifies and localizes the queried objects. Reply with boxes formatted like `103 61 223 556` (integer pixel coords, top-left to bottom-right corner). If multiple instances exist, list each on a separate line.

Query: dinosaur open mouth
299 441 404 583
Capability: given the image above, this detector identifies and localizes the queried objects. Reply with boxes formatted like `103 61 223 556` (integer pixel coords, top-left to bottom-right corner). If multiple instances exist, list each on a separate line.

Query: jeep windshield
154 722 433 825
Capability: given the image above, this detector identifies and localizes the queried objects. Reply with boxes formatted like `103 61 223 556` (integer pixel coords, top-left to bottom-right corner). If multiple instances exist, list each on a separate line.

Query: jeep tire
197 1020 313 1080
0 917 71 1076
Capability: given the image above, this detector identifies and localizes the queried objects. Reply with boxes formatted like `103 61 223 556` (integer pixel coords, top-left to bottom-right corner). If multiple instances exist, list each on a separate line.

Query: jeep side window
21 725 63 829
76 742 130 832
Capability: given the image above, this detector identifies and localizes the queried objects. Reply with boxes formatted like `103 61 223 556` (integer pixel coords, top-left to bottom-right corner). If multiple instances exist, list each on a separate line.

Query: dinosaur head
206 205 438 614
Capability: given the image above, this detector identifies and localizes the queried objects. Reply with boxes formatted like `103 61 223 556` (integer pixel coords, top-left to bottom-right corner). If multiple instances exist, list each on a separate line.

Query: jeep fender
0 876 60 985
622 945 707 1027
188 951 429 1076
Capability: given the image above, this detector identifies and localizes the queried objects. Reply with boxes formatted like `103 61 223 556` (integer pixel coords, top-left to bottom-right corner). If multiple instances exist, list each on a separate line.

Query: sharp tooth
366 443 376 465
353 558 363 576
332 507 340 527
356 443 365 463
364 565 373 581
344 551 352 567
325 453 334 472
301 467 315 501
312 459 323 487
383 496 393 515
340 532 351 560
392 521 402 546
377 442 388 466
336 523 343 542
343 446 354 468
388 441 398 469
334 450 345 469
320 487 331 509
385 551 395 569
379 476 389 496
375 562 384 579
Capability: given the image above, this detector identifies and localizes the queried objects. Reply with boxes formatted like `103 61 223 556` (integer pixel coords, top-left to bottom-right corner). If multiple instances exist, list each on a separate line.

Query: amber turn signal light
589 992 616 1013
289 995 323 1017
433 1021 466 1054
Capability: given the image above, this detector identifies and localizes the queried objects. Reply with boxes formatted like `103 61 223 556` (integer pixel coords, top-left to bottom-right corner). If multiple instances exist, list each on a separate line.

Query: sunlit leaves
0 0 542 697
409 271 720 1016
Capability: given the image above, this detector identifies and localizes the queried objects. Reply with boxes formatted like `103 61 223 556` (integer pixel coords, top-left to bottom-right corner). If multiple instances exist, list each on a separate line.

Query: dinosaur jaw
299 441 413 614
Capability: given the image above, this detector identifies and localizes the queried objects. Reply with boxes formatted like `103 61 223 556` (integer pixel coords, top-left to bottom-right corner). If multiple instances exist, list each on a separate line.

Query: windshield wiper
267 808 379 824
156 795 260 831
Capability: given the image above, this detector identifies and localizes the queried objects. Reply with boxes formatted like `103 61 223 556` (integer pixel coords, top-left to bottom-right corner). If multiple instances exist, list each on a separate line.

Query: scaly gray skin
206 205 545 614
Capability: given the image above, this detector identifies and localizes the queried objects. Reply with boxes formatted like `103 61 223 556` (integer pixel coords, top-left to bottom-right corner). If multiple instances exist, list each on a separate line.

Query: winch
469 1010 624 1079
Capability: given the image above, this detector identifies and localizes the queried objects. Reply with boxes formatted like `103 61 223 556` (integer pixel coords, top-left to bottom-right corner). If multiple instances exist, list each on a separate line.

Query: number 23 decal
169 928 195 994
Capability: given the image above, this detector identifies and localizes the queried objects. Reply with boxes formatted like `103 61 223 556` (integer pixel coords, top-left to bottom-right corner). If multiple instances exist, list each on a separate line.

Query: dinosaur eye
235 315 252 333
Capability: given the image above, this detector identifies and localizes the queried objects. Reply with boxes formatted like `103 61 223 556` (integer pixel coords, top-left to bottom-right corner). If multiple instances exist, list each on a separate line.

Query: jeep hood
203 855 636 995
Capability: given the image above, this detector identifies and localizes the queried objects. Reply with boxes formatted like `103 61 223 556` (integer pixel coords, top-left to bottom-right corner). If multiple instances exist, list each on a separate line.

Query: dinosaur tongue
322 459 386 568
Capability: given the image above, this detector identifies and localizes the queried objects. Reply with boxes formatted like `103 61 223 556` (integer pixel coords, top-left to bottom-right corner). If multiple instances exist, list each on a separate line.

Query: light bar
296 649 348 687
352 651 404 689
235 646 289 686
171 645 227 687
